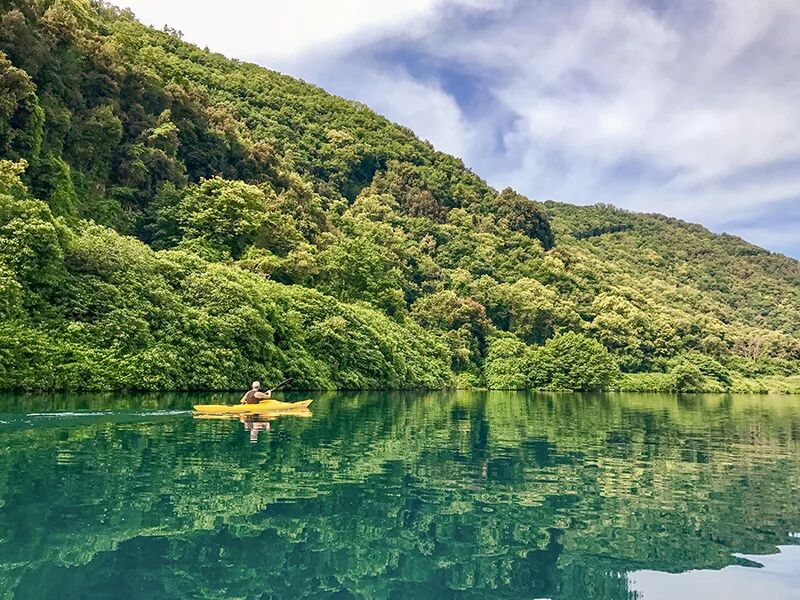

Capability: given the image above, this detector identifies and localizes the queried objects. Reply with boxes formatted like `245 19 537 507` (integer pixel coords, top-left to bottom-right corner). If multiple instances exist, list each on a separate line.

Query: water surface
0 391 798 599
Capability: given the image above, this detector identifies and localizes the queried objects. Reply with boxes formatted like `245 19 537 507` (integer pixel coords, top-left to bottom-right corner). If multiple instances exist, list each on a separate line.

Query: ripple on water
0 391 798 599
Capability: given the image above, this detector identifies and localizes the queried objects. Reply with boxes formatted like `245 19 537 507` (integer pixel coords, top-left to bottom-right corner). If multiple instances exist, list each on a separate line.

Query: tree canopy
0 0 798 391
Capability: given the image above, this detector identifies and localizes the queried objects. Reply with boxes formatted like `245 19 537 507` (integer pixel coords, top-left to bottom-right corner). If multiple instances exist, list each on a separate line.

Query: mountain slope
0 0 798 392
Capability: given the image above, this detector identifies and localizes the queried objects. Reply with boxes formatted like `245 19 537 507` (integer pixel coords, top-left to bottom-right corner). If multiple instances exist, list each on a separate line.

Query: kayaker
240 381 272 404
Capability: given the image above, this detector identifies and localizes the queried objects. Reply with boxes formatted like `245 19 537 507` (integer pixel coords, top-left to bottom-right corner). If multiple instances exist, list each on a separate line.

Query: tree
176 177 271 258
315 234 406 316
670 362 706 393
0 160 68 290
484 336 533 389
668 353 730 391
475 278 577 345
369 161 449 221
491 188 554 250
534 332 620 390
0 51 44 160
0 158 28 198
66 103 123 179
411 291 491 371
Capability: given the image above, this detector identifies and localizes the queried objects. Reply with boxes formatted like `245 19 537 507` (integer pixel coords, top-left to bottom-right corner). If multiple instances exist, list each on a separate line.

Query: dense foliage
0 0 798 391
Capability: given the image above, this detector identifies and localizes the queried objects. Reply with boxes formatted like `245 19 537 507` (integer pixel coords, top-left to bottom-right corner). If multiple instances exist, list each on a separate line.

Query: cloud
303 59 479 160
118 0 495 60
427 0 800 192
116 0 800 257
376 0 800 255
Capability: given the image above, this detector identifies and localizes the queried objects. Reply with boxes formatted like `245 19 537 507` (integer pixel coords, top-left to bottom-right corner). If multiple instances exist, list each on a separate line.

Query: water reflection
193 409 313 443
240 414 271 442
0 391 798 599
629 545 800 599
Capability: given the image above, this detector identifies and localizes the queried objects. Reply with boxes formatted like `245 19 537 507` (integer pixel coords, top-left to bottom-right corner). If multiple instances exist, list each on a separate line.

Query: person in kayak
240 381 272 404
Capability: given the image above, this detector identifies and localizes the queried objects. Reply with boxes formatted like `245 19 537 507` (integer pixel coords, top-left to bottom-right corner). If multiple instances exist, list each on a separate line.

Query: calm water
1 391 799 599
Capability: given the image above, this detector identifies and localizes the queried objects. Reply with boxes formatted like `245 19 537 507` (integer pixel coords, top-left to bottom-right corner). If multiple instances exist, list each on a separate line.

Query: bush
682 352 731 385
615 372 674 392
0 221 452 391
534 332 620 390
669 362 706 393
484 336 532 389
667 353 730 392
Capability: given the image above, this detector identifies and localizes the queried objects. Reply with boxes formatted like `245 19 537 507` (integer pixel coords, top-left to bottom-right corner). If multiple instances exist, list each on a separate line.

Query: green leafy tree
66 104 123 179
484 336 533 389
0 160 68 291
0 51 43 159
534 332 620 390
315 235 406 315
670 362 706 393
491 187 554 250
411 291 490 371
176 177 271 258
0 159 28 198
474 277 578 345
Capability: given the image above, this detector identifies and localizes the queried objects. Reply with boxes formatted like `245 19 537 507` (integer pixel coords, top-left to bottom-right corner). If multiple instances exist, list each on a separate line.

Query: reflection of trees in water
0 392 799 598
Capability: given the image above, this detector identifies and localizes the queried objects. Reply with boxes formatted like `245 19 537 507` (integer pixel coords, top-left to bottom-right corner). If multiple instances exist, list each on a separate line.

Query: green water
0 391 799 599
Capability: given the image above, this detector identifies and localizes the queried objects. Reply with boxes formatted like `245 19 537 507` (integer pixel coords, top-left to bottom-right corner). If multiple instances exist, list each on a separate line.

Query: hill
0 0 798 392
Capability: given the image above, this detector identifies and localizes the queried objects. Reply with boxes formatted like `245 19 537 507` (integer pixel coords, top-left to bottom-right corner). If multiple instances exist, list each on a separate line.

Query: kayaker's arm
254 391 272 400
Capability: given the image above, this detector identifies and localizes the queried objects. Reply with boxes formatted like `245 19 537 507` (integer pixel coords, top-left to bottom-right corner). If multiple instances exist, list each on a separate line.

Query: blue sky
122 0 800 258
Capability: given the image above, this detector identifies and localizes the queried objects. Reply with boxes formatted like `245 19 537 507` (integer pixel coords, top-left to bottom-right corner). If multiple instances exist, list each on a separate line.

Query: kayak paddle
267 378 294 394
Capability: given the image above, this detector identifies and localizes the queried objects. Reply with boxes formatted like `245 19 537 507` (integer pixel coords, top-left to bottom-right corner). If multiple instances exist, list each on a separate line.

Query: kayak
193 409 312 420
193 399 313 415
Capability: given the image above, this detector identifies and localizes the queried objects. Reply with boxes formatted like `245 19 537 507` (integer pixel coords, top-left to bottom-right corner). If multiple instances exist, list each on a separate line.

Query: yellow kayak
193 409 312 420
193 399 313 415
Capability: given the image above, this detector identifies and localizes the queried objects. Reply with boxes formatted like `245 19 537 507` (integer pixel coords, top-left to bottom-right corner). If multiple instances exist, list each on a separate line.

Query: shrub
670 362 706 393
534 332 620 390
615 372 674 392
484 336 532 389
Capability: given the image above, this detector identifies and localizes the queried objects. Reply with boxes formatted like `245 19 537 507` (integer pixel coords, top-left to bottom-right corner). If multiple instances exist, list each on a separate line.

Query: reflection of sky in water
629 545 800 599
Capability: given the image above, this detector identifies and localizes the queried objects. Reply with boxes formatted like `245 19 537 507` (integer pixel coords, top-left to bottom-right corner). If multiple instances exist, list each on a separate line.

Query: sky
120 0 800 258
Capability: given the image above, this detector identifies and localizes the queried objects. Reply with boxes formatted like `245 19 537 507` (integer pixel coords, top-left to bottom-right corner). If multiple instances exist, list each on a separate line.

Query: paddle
267 378 293 394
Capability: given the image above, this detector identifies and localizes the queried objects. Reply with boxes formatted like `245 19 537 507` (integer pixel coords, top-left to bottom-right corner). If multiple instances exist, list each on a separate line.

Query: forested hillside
1 0 798 392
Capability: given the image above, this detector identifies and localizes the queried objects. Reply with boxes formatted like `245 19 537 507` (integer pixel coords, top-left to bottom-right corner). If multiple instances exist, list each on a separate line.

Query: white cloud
400 0 800 254
117 0 493 61
346 70 477 160
461 1 800 186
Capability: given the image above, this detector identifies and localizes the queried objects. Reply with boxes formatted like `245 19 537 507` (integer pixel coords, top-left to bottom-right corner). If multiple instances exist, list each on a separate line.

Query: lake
0 391 799 599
